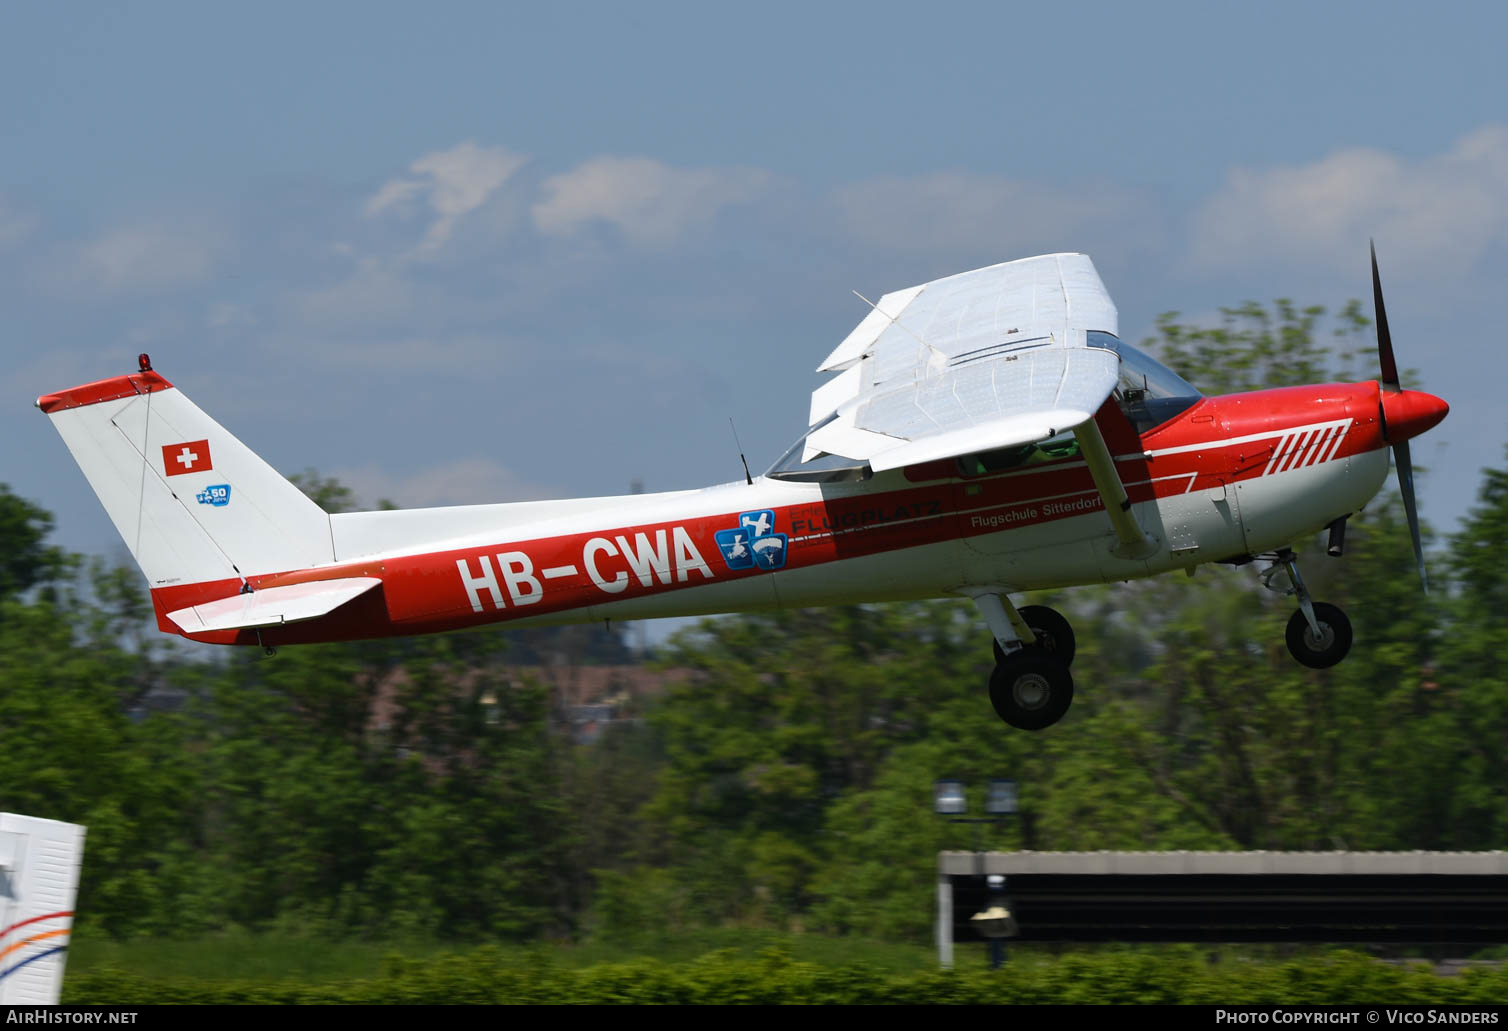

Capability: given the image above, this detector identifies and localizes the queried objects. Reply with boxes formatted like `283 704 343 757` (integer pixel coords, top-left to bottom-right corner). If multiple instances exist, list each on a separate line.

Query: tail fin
36 357 334 593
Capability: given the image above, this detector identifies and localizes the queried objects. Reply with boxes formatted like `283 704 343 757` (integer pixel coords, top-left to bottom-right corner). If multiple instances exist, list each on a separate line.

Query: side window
958 434 1081 477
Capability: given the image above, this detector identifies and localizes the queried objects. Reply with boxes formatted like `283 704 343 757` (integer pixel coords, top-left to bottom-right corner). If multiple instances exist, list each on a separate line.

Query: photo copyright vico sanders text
1217 1013 1499 1025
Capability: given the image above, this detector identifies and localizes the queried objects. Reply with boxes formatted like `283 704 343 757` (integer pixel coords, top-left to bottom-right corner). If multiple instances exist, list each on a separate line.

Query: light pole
935 778 1020 969
934 777 1019 847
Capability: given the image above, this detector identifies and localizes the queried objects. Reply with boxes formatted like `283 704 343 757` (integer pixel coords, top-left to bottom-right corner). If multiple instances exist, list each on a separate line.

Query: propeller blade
1393 438 1428 592
1371 240 1400 391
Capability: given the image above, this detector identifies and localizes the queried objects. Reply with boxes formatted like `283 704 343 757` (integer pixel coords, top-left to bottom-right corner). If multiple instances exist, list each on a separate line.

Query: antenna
729 418 753 486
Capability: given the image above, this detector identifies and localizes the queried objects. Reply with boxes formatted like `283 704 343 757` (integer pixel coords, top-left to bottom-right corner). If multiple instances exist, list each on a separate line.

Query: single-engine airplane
37 249 1447 730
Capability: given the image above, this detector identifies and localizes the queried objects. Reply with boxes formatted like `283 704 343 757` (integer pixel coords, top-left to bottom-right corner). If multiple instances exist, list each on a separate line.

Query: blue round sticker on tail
196 484 231 507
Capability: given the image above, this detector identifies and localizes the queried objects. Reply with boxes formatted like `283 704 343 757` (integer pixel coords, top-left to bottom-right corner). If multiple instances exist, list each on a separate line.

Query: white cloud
333 457 555 508
1190 126 1508 277
365 140 527 256
364 177 426 218
71 221 223 293
832 172 1143 253
532 156 771 246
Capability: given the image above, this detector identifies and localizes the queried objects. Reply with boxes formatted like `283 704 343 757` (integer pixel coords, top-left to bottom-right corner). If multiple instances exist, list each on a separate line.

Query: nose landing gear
1263 550 1353 669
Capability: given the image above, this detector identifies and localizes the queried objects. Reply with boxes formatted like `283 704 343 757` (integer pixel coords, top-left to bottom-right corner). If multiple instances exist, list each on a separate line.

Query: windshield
766 415 873 483
1104 335 1203 433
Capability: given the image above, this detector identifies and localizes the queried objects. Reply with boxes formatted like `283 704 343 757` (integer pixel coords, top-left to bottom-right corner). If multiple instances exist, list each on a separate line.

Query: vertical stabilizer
36 360 335 589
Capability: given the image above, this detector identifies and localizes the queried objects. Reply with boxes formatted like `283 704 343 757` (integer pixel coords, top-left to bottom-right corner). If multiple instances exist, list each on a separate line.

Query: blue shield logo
717 510 787 572
715 528 755 570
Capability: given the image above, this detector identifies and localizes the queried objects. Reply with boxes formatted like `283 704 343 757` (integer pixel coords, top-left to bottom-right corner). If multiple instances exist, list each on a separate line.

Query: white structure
937 850 1508 966
0 814 86 1005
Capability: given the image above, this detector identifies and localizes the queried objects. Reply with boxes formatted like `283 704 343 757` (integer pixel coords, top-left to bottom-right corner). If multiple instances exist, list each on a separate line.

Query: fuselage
152 379 1399 647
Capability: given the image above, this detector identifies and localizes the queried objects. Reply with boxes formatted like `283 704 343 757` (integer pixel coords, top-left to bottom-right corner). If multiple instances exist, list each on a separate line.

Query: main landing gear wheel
992 604 1077 666
990 650 1074 731
1285 602 1352 669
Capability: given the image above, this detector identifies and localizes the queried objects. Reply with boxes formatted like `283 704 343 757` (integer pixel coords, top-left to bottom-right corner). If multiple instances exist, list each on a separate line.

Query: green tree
1432 452 1508 846
1145 298 1376 396
0 484 71 603
632 603 983 924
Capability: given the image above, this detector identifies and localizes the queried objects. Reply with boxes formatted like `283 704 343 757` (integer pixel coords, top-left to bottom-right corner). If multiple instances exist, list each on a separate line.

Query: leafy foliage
61 948 1508 1005
0 483 71 603
1145 298 1376 395
5 300 1504 959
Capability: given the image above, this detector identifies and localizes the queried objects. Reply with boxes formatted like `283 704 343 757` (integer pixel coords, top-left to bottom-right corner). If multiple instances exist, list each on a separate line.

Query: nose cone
1381 389 1449 443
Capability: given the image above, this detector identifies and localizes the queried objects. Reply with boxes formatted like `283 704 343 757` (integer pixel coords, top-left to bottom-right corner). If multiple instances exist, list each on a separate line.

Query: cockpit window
766 415 873 483
1111 338 1203 433
957 431 1081 477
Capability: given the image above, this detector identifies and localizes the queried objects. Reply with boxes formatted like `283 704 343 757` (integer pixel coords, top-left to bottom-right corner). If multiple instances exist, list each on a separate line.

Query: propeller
1370 241 1448 592
1371 240 1400 391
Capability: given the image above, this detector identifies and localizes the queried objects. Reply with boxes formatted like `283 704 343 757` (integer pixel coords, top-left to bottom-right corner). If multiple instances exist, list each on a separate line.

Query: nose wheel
1285 602 1352 669
1263 550 1353 669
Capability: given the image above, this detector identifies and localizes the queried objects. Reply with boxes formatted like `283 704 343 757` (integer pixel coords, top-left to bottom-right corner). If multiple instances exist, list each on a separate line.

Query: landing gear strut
1263 550 1352 669
973 593 1075 731
991 604 1077 667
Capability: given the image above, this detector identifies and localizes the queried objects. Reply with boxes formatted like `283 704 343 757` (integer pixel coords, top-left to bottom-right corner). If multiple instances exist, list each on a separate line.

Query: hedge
62 948 1508 1005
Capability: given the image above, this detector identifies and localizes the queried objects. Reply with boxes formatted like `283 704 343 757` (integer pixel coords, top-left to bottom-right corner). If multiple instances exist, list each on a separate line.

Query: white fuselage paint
449 443 1392 632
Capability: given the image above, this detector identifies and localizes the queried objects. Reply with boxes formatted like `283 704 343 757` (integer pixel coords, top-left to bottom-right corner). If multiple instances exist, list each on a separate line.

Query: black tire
992 605 1077 667
989 651 1074 730
1285 602 1353 669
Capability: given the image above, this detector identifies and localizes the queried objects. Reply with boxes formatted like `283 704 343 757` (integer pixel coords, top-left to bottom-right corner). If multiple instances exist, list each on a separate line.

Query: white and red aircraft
37 249 1447 730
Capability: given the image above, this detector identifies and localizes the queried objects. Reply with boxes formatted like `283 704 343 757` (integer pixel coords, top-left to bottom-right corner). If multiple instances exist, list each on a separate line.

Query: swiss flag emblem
163 440 212 476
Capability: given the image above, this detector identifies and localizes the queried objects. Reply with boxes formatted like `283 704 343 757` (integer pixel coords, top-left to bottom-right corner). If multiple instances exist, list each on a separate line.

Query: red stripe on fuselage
153 382 1388 647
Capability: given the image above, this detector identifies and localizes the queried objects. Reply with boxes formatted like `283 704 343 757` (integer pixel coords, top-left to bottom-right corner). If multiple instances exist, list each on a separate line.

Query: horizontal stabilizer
166 576 381 633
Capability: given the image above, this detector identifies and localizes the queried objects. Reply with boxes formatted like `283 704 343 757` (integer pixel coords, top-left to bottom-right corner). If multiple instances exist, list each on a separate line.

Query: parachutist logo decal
196 484 231 507
715 509 787 572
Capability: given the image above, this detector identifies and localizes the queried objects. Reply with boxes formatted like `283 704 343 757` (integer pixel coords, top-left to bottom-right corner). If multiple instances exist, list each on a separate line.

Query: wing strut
1072 418 1156 559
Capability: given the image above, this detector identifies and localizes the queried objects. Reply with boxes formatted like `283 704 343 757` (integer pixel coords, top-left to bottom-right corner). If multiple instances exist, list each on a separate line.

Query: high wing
804 253 1121 473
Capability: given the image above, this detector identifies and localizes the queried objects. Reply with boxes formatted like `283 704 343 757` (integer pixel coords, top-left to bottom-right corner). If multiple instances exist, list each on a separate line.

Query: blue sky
5 2 1506 583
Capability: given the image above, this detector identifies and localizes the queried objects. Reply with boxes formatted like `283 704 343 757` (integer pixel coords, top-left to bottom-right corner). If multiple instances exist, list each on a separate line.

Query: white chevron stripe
1304 425 1336 468
1260 419 1353 477
1263 432 1293 476
1318 422 1350 464
1276 429 1314 474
